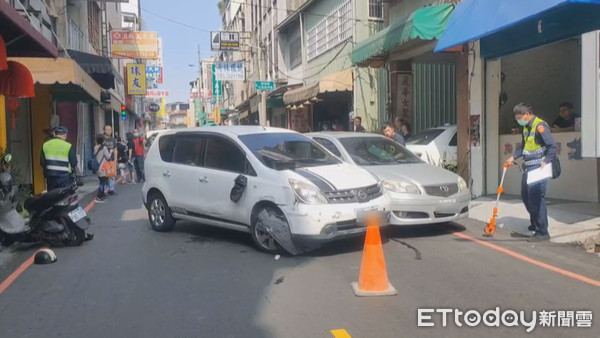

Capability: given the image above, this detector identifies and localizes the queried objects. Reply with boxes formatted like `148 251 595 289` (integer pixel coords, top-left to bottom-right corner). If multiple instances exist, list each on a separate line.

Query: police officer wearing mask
41 126 78 191
506 103 557 242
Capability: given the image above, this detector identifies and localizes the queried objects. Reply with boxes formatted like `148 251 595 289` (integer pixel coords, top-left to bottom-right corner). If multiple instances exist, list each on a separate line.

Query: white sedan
308 132 470 225
405 124 457 166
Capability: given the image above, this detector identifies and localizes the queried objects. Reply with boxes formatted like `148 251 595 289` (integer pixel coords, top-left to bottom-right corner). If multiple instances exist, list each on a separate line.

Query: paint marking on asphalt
0 198 97 295
0 251 37 295
452 231 600 288
331 329 352 338
84 199 95 213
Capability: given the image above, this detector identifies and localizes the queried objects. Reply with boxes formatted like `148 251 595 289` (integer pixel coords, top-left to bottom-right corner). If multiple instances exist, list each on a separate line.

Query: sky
143 0 222 103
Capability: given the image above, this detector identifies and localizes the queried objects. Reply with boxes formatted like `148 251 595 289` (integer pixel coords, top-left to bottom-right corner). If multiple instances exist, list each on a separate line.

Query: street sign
126 63 147 95
214 61 245 81
146 90 169 98
255 81 275 91
211 31 240 51
148 103 160 112
110 31 158 59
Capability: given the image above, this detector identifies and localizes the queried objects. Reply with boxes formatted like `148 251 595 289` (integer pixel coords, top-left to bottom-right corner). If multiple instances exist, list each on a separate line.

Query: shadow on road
384 222 466 239
0 186 309 338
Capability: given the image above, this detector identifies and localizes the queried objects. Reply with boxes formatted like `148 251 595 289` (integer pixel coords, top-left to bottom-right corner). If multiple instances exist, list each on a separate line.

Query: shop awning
283 68 353 104
66 49 117 89
435 0 600 58
0 0 58 58
9 57 102 102
351 4 454 67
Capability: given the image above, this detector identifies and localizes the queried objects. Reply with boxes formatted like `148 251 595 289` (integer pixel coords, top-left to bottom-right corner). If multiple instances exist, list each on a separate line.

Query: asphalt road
1 184 599 338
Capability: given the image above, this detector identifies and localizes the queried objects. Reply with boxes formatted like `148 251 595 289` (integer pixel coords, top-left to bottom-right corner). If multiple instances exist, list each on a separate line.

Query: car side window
158 135 176 163
314 137 342 157
204 137 246 173
449 132 458 147
172 135 206 166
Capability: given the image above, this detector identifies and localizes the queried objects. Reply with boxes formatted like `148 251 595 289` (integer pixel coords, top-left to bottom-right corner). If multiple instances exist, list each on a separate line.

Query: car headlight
289 179 328 204
381 180 421 194
458 176 468 191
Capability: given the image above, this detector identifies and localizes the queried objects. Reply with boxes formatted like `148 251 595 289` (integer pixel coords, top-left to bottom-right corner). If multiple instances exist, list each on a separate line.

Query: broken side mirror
230 174 248 203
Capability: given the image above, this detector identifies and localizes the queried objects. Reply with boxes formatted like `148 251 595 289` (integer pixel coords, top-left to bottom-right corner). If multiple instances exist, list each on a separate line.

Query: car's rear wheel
251 207 285 254
148 193 175 232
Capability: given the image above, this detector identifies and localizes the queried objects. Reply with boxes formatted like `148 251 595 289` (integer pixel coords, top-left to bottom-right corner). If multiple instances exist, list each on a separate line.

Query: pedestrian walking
506 103 557 242
40 126 77 191
125 132 137 183
93 134 111 204
116 138 133 184
132 129 146 182
103 125 118 195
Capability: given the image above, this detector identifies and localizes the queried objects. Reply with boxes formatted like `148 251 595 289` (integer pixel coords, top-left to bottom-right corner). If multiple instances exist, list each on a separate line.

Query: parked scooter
0 153 93 249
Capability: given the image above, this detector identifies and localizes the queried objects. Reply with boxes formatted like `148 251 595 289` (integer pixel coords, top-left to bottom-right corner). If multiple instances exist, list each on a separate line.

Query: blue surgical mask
134 133 139 137
517 119 528 126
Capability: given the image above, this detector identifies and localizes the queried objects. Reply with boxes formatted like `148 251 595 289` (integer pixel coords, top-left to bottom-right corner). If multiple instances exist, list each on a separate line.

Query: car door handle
163 171 171 177
199 176 208 183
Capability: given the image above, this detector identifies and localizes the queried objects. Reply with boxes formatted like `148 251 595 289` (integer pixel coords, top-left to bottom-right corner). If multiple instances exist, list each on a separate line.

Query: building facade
1 0 144 195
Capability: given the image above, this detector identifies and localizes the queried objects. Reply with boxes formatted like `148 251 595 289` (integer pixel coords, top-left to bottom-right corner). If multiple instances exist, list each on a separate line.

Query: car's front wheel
148 193 175 232
251 206 287 254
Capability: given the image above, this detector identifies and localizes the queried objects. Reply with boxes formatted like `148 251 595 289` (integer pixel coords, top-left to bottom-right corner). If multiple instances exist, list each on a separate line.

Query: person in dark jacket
383 122 406 146
506 103 557 242
353 117 366 132
41 126 77 191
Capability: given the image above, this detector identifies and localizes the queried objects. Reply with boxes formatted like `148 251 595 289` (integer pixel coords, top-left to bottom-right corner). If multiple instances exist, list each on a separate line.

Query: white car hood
287 163 377 191
365 163 459 186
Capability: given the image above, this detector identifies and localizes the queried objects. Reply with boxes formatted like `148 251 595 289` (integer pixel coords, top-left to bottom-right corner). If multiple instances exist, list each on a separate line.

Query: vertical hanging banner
156 98 166 119
146 66 160 89
212 64 222 98
157 38 164 84
126 63 147 95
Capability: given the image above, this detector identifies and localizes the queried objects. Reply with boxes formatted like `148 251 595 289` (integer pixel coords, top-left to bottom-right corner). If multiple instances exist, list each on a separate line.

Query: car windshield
239 132 341 170
339 136 422 165
406 128 445 145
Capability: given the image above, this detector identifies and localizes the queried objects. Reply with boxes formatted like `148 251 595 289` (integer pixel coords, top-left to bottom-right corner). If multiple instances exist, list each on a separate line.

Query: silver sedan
307 132 470 225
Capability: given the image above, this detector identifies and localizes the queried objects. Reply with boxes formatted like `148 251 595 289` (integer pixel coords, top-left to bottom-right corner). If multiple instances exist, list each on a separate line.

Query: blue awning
435 0 600 58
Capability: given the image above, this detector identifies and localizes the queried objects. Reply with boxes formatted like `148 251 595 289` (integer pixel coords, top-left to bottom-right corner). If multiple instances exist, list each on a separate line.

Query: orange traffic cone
351 214 397 296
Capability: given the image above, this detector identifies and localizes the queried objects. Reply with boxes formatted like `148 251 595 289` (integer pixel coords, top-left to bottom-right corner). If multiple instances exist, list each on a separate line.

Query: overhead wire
141 3 376 83
226 0 377 23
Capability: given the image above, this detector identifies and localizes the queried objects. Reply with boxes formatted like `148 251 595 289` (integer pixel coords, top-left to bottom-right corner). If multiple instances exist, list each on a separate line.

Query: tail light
56 194 79 206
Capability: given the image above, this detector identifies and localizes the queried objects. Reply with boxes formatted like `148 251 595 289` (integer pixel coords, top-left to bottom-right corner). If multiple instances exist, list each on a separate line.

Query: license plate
356 209 388 226
68 207 87 223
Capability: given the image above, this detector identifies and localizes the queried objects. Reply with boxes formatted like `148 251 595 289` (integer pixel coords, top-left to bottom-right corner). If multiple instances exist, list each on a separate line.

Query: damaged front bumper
282 195 389 246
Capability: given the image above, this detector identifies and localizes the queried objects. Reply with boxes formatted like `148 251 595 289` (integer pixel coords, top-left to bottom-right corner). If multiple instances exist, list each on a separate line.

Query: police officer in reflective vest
506 103 557 242
41 126 77 191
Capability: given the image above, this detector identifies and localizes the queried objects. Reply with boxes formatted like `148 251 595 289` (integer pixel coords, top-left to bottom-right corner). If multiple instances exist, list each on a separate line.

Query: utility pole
258 46 267 126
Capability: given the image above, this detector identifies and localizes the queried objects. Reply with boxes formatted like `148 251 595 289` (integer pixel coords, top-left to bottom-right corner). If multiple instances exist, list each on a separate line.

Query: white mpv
142 126 388 254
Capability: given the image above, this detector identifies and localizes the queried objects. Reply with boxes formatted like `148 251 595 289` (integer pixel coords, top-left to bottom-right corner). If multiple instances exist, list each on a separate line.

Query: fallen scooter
0 153 93 249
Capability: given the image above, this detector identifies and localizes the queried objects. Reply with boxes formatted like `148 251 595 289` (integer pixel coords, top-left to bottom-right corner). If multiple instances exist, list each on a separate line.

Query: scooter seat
24 187 74 212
